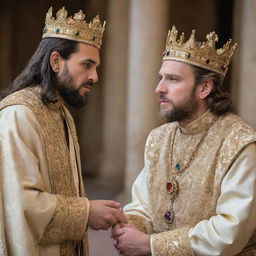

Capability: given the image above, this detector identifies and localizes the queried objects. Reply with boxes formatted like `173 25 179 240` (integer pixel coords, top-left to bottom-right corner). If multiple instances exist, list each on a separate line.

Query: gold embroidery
145 111 256 254
40 195 88 244
165 122 212 227
126 214 152 234
151 227 191 256
0 87 88 255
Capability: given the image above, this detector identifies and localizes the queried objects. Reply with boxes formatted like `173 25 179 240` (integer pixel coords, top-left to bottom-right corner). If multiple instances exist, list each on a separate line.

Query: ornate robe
0 87 89 256
124 111 256 256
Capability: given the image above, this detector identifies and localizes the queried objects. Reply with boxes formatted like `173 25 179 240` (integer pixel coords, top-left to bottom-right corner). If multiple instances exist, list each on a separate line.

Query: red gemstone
206 59 210 64
167 182 174 193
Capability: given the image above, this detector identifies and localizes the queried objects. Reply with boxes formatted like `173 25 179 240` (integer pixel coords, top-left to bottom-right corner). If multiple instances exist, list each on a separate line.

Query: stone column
99 0 129 191
123 0 171 202
232 0 256 128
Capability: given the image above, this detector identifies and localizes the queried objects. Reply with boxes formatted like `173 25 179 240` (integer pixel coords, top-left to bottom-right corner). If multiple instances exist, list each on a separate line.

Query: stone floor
85 176 124 256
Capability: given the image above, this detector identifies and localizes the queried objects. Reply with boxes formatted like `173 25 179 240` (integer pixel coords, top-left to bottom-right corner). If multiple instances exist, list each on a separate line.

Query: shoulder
147 123 176 142
0 105 41 137
0 104 34 120
215 113 256 169
145 123 176 157
218 113 256 144
0 87 42 111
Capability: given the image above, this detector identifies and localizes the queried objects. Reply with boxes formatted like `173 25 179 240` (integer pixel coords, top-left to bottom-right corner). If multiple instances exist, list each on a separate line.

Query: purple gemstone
164 211 173 222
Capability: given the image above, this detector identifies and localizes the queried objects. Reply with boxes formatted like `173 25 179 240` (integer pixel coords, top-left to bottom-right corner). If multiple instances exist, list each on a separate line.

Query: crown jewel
163 26 237 76
42 7 106 49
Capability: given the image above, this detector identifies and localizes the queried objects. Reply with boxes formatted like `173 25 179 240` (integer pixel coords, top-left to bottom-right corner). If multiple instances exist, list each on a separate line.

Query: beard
57 63 93 108
159 86 198 123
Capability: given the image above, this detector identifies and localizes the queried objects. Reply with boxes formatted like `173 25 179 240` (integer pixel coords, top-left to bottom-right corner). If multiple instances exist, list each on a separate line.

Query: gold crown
42 7 106 49
163 26 237 76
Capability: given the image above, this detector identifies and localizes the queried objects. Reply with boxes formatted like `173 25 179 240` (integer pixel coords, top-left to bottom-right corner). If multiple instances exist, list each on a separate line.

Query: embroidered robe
0 87 89 256
125 111 256 256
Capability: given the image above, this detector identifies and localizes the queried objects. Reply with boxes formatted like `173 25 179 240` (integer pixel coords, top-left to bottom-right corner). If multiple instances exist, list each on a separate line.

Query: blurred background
1 0 256 255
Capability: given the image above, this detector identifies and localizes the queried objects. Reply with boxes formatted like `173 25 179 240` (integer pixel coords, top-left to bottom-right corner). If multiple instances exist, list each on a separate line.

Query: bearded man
0 7 127 256
112 26 256 256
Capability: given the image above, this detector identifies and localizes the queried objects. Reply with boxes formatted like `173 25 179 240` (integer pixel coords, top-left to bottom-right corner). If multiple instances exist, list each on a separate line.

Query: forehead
70 42 100 64
160 60 194 76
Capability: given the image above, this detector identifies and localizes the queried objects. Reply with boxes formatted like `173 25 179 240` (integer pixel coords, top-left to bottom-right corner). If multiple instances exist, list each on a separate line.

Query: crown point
46 7 53 21
74 10 85 20
179 32 185 44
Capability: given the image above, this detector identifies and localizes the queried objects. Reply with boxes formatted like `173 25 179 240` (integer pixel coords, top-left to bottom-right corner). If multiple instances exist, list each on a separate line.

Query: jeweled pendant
166 180 178 194
175 163 181 171
164 210 174 224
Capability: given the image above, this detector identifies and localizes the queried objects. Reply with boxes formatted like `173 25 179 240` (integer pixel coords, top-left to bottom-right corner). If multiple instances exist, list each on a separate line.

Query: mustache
81 80 95 87
159 94 171 102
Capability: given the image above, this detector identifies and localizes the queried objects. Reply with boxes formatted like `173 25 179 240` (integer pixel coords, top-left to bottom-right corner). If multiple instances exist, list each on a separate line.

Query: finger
111 223 121 238
111 228 124 238
102 200 121 208
112 223 121 231
115 228 126 236
112 210 128 223
112 232 122 239
100 221 112 230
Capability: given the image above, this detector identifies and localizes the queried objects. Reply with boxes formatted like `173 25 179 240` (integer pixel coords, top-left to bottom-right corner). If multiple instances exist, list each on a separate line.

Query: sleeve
151 143 256 256
0 105 89 245
0 176 7 255
124 166 153 234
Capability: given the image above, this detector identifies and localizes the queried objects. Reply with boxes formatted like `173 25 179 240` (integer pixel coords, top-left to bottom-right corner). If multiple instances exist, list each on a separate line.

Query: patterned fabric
131 111 256 255
151 227 191 256
0 87 89 255
127 214 151 234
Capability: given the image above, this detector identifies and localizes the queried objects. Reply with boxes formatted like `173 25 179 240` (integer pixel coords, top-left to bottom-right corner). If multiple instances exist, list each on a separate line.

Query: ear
49 51 63 73
197 79 213 100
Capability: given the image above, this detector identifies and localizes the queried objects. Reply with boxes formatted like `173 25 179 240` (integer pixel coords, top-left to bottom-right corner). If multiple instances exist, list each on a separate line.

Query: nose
155 80 167 95
88 68 98 83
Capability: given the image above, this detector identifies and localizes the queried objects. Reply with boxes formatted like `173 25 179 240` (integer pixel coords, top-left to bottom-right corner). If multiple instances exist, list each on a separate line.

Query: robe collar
178 110 218 135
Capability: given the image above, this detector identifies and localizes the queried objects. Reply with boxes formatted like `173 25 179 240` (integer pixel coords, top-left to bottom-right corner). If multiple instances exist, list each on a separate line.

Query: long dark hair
0 38 78 103
192 66 234 115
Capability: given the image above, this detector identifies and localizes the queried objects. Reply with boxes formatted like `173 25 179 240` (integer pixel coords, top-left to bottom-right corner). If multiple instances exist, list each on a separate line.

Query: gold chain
164 124 211 228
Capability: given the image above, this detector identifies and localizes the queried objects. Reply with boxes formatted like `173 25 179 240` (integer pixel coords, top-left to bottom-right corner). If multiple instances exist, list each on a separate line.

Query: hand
88 200 128 230
112 223 135 238
112 225 151 256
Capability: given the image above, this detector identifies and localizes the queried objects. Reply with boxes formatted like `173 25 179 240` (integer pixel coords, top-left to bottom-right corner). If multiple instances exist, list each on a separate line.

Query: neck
178 104 209 128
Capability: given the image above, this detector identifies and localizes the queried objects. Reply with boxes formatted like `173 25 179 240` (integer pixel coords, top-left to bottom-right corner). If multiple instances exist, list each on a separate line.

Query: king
112 26 256 256
0 6 128 256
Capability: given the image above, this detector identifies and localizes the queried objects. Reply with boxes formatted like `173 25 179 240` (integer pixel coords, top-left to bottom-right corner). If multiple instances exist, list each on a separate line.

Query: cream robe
0 87 89 256
124 111 256 256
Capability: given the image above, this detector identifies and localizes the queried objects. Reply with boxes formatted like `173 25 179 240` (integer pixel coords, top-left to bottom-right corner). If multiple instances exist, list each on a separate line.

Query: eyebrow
159 72 179 76
83 58 100 67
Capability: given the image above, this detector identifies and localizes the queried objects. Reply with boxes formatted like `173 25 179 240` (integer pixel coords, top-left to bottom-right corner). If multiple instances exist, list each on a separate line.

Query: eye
168 76 179 81
83 62 92 69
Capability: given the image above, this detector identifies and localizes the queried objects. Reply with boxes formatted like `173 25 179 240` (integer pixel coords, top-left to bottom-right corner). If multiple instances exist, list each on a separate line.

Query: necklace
164 124 210 228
